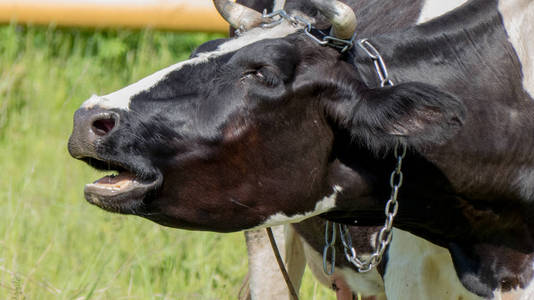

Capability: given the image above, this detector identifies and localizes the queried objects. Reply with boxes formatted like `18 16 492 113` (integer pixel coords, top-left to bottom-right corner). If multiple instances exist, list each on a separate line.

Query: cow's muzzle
68 107 161 214
68 107 119 159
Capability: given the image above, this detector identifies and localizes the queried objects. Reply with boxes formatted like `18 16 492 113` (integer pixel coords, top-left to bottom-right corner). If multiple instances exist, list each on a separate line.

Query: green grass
0 24 335 299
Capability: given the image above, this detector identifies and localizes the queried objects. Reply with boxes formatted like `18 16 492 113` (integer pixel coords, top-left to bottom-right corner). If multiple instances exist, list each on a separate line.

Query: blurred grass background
0 24 334 299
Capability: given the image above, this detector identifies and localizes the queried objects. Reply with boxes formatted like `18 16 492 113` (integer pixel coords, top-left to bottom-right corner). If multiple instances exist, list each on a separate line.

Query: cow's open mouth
81 158 161 213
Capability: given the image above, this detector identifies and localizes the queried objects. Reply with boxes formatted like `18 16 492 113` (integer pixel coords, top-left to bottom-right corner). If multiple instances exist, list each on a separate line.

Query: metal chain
322 39 404 273
261 9 356 52
338 142 406 272
322 221 337 275
256 13 402 274
358 39 394 87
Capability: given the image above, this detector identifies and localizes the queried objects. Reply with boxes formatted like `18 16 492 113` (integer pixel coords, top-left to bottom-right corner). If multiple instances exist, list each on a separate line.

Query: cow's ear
326 81 467 150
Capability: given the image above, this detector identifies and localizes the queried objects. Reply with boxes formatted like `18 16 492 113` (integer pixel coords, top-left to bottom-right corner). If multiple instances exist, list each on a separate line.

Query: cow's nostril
92 117 116 136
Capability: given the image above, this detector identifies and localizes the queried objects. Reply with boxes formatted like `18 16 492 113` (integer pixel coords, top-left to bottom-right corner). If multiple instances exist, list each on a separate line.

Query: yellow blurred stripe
0 2 229 32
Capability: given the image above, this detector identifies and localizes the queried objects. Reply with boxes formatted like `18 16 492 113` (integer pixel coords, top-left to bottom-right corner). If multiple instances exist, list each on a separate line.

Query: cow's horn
213 0 264 31
311 0 357 39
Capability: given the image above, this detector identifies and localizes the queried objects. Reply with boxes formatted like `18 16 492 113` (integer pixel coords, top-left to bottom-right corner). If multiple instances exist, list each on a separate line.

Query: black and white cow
68 0 534 298
238 1 478 299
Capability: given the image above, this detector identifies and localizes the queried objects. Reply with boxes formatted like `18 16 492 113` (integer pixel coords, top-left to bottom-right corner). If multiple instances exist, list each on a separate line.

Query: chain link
246 4 405 278
261 9 356 52
336 141 406 273
319 38 403 274
261 9 295 27
358 39 394 87
322 221 337 275
253 13 402 275
254 7 401 275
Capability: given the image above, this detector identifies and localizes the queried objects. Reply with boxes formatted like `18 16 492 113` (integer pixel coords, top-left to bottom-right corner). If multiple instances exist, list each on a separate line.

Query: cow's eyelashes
242 69 265 81
243 70 264 80
242 68 279 87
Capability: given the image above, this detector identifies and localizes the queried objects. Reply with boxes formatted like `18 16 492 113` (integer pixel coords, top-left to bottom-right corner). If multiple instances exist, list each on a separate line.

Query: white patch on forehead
498 0 534 99
253 185 342 229
81 57 208 110
416 0 468 24
81 21 302 111
217 21 301 53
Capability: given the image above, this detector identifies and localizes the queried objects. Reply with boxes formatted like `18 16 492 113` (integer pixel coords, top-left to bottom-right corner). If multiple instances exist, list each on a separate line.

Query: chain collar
322 39 404 274
324 142 406 274
242 10 401 274
358 39 394 87
260 9 356 53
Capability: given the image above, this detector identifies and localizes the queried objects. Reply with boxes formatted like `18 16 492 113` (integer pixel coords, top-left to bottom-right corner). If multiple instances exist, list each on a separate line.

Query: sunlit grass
0 24 334 299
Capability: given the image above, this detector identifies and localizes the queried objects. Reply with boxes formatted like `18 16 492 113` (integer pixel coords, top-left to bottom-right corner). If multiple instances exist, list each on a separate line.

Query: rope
265 227 300 300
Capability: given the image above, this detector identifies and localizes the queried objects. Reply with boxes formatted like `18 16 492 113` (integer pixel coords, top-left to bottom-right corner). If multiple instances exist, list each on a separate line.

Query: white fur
498 0 534 99
81 56 210 110
384 229 481 300
282 223 307 293
254 186 342 229
81 21 302 111
245 226 294 300
490 261 534 300
514 168 534 201
416 0 468 24
244 225 306 300
245 226 479 299
244 1 534 299
299 236 386 298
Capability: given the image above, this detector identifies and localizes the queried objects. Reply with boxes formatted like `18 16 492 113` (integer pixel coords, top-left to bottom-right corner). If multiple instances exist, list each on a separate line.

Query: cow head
68 0 465 232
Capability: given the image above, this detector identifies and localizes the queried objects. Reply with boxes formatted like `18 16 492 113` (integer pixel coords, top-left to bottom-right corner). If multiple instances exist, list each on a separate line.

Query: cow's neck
328 0 534 296
344 0 534 238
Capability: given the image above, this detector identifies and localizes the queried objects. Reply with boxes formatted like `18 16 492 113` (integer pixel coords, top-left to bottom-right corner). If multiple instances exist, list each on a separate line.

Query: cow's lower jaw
84 170 161 214
89 172 137 192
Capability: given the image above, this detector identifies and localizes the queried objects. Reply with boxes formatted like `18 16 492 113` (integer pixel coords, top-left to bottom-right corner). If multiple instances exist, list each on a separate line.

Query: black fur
316 69 466 151
68 0 534 297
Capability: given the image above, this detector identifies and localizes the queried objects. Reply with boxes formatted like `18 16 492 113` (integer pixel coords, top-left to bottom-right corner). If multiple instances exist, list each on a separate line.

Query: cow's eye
242 69 265 81
242 68 279 87
243 70 264 80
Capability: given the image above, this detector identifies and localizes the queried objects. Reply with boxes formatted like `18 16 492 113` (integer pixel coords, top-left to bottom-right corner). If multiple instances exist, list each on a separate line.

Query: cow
68 0 534 298
237 1 478 299
243 221 479 300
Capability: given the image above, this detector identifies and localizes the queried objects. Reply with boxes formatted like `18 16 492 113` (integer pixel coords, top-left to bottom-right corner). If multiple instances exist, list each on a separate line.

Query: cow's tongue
94 172 135 190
